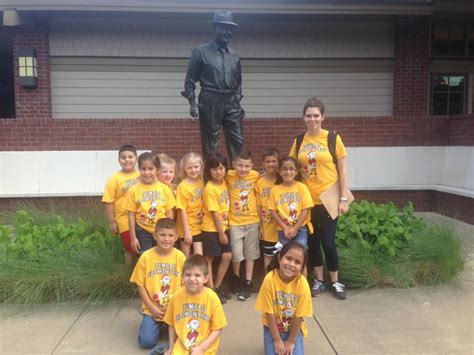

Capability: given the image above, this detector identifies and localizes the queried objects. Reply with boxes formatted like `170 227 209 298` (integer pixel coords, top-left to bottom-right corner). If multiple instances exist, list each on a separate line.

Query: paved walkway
1 213 473 354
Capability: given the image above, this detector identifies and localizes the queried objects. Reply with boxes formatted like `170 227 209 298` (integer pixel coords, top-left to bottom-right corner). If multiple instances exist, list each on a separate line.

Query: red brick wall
12 26 52 119
393 16 430 116
448 114 474 145
0 115 457 153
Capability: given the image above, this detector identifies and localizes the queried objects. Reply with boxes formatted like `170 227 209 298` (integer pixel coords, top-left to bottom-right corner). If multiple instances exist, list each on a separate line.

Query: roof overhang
0 1 434 16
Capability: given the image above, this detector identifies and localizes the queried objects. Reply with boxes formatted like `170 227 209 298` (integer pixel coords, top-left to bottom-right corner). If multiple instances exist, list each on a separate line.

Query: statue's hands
189 100 199 121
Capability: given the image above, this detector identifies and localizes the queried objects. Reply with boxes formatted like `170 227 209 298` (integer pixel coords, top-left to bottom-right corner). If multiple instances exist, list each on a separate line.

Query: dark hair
262 148 280 160
303 97 325 116
138 152 160 169
203 152 228 183
154 217 177 234
119 144 137 156
183 254 209 275
275 156 302 185
267 241 308 274
233 149 252 162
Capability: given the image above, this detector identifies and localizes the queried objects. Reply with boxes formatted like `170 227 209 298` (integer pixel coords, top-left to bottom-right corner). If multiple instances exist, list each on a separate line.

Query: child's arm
256 206 264 240
211 212 228 245
137 286 165 320
129 211 140 254
265 313 286 355
284 317 304 354
270 210 291 238
164 326 177 355
179 209 193 245
191 329 222 355
104 203 118 235
287 208 309 239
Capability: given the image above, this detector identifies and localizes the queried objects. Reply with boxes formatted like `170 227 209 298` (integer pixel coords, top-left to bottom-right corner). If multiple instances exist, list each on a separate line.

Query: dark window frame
432 22 474 58
430 73 468 116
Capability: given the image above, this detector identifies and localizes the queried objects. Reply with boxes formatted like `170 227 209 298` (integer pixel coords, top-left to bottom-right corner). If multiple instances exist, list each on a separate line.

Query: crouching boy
164 255 227 354
130 218 186 351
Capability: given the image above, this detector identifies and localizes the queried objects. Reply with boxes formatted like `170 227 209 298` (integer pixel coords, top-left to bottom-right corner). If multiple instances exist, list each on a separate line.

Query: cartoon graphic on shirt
147 200 158 224
307 151 317 176
185 318 200 349
278 308 295 333
260 209 272 223
159 275 171 305
287 202 298 224
239 189 249 212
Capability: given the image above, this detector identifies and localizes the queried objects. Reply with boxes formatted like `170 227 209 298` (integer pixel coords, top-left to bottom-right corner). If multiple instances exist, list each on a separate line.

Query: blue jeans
263 326 304 355
136 225 156 254
278 226 308 249
138 314 165 349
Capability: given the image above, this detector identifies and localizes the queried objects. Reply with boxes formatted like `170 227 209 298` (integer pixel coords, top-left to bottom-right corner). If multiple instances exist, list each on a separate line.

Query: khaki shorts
229 223 260 262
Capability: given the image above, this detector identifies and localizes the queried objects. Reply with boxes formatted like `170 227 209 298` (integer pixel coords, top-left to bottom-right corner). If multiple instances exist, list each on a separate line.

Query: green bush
0 209 134 304
336 201 465 288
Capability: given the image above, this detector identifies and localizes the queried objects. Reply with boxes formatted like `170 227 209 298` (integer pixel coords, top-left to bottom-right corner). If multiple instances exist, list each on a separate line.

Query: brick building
0 0 473 223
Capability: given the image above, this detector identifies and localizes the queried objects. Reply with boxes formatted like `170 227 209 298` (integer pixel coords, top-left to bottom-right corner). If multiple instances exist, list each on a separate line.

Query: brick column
12 25 52 119
393 16 430 116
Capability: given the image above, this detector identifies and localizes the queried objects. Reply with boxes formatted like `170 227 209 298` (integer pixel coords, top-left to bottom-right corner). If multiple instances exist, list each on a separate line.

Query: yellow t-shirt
101 170 140 233
289 129 347 204
201 181 229 233
176 179 204 238
164 287 227 354
126 181 176 234
268 182 314 234
130 247 186 317
255 270 313 337
225 170 260 226
255 177 279 243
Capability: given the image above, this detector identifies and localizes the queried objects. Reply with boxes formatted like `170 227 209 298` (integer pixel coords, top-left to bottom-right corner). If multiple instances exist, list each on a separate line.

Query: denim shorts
136 225 156 254
263 326 304 355
278 226 308 249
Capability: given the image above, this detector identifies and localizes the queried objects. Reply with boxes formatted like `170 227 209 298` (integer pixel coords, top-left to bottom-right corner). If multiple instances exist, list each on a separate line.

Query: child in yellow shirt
268 157 314 249
130 218 186 352
255 148 280 270
102 144 140 264
225 149 261 301
127 152 176 254
164 254 227 355
157 153 177 196
176 152 205 257
255 241 313 355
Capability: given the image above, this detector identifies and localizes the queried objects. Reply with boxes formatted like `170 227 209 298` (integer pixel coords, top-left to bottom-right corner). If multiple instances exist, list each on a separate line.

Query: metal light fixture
18 48 38 88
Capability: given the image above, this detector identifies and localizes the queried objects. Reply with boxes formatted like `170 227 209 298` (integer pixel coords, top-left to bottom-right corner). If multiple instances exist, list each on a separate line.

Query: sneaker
311 279 327 298
331 281 347 300
213 287 227 304
231 274 241 295
238 280 252 301
214 286 232 300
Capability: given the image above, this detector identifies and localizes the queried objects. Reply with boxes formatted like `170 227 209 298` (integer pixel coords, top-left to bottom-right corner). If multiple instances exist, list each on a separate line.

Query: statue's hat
211 10 238 27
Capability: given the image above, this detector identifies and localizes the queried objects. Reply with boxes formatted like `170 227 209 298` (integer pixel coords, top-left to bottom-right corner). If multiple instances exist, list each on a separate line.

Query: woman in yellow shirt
289 97 350 300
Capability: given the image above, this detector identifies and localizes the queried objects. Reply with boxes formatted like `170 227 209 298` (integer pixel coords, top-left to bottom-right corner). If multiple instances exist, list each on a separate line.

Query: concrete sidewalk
1 214 473 354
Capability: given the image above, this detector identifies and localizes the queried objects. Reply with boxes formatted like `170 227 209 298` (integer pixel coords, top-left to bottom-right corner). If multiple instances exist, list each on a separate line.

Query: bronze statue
182 10 244 162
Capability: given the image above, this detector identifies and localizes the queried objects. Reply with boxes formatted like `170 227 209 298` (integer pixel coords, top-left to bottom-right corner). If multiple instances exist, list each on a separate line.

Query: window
433 22 474 57
431 74 467 115
0 32 15 118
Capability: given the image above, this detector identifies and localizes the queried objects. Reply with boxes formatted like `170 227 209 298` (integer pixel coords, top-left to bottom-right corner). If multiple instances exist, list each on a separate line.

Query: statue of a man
181 10 244 162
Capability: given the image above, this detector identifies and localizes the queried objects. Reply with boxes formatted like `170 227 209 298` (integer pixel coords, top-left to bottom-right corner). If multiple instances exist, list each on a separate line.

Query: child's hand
184 232 193 245
283 225 292 238
190 345 204 355
273 339 286 354
151 305 166 320
131 237 140 254
287 227 297 239
258 225 264 240
108 221 118 235
284 340 296 354
164 349 172 355
218 232 228 245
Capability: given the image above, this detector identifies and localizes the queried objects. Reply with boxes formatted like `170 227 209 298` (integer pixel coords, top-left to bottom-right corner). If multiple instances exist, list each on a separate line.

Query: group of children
102 144 315 355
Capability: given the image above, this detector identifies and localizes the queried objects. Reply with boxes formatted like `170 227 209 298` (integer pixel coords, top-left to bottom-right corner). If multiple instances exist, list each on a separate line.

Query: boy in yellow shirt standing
225 150 260 301
164 254 227 355
130 218 186 353
102 144 140 264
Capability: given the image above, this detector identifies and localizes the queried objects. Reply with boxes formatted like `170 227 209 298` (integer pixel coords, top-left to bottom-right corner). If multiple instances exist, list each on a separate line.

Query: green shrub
0 209 134 304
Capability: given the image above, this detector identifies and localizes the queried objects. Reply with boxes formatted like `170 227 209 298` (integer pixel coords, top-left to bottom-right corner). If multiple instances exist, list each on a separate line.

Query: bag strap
295 132 305 155
328 131 339 175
